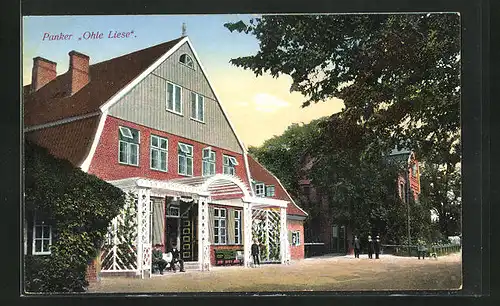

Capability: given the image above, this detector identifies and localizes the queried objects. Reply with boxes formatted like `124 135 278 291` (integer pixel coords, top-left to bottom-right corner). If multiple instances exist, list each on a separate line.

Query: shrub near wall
24 141 125 292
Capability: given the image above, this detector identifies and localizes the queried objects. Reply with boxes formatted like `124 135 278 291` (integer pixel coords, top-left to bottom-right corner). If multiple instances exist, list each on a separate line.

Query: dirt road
88 252 462 293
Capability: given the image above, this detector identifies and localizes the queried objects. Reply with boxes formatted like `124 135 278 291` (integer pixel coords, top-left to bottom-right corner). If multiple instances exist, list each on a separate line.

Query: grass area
88 252 462 293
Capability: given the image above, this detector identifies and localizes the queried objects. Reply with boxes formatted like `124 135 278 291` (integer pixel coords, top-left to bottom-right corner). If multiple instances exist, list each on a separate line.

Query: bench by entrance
214 249 244 266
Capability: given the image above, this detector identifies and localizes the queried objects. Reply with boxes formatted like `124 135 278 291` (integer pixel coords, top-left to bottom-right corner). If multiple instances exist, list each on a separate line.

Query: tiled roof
24 37 184 127
23 38 184 166
25 115 101 166
247 155 308 217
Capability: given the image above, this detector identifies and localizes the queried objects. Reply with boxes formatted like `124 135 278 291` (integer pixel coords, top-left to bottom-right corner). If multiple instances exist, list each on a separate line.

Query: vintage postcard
22 14 462 293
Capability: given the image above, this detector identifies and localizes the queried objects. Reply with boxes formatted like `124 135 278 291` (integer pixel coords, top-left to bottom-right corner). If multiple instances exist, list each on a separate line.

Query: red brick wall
287 219 305 260
88 116 249 187
85 257 100 283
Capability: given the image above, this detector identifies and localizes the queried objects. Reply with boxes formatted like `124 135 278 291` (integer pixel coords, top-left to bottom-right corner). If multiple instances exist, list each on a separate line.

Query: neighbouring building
297 147 422 256
246 155 308 261
23 36 294 279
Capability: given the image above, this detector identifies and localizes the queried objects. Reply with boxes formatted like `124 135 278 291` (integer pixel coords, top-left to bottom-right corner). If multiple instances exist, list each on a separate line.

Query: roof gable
247 155 308 217
24 37 184 127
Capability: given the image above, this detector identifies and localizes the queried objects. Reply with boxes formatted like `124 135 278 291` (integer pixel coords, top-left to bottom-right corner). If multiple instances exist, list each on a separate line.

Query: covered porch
99 174 289 278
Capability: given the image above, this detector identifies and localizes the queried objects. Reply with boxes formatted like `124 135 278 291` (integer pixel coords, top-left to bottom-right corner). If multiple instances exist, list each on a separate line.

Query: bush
24 141 125 292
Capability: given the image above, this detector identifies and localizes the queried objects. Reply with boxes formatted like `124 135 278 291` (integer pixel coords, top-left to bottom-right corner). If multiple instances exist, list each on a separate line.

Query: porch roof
107 175 288 208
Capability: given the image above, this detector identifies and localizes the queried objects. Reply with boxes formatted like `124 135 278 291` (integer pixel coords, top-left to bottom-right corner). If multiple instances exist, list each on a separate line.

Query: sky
22 15 344 147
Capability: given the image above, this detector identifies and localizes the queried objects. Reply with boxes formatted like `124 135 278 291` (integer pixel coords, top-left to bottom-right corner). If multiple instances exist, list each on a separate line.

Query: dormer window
179 54 194 69
223 155 238 175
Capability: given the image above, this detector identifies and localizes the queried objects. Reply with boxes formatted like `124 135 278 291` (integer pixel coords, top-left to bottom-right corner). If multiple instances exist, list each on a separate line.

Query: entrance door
332 224 347 254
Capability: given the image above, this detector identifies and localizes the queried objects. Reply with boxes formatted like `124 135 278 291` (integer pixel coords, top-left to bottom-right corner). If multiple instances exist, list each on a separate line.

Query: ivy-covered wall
24 140 125 292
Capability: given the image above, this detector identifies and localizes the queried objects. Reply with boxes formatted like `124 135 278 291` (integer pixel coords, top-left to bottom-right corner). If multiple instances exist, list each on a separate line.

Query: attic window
180 54 194 69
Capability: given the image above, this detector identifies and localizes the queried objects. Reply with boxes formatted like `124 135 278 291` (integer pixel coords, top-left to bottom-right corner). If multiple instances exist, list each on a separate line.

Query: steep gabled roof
247 155 308 217
24 37 184 128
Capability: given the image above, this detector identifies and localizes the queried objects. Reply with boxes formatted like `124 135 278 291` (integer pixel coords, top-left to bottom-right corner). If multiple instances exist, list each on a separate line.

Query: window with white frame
150 135 168 172
202 147 216 176
178 143 193 176
234 210 242 245
32 220 52 255
118 126 140 166
291 231 301 246
179 54 194 69
255 183 265 197
265 185 275 197
166 82 182 114
214 208 227 245
223 155 238 175
191 92 204 122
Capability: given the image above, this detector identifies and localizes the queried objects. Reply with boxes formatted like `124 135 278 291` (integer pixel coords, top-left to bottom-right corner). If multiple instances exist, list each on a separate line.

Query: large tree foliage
226 14 461 240
24 141 125 292
224 14 460 165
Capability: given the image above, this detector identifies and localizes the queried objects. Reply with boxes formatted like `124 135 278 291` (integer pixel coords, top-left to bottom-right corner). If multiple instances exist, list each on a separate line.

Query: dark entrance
165 197 198 262
332 224 347 254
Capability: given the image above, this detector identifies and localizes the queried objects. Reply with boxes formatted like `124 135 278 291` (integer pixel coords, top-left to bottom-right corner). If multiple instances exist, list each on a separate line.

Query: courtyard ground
87 252 462 293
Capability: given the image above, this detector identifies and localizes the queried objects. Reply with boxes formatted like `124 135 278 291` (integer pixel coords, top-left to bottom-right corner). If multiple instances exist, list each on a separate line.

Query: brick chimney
31 57 57 92
68 51 90 95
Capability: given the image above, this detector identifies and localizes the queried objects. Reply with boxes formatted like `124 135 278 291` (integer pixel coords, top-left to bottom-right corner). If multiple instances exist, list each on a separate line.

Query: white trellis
251 208 281 262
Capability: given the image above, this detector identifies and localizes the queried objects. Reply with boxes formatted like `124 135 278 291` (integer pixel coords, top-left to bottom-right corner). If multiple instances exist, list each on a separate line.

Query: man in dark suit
353 235 361 258
367 235 374 259
171 243 185 272
251 238 260 267
374 235 381 259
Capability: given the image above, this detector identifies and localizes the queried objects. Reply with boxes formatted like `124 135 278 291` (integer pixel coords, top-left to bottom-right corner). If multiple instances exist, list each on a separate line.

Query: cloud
253 93 290 113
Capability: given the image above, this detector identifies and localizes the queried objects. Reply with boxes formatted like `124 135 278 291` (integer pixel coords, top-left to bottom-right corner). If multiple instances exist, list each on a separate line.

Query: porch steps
183 261 200 270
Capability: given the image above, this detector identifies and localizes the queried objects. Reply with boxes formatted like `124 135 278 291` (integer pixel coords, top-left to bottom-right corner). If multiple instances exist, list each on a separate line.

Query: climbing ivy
24 141 125 292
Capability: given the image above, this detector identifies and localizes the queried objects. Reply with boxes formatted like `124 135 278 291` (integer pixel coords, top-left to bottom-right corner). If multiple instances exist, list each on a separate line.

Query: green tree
224 14 460 165
225 14 461 239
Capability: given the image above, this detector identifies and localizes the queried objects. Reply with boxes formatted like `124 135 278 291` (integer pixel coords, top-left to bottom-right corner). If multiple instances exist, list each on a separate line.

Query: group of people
353 235 381 259
156 243 186 274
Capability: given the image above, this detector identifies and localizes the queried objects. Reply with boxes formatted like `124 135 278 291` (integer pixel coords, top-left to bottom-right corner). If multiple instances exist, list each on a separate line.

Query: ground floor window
291 231 301 246
234 210 241 244
32 220 52 255
214 208 227 244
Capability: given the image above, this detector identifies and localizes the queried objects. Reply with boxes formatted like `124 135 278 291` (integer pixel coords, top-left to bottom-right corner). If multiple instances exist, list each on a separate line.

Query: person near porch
171 243 186 272
367 235 374 259
417 239 427 260
251 238 260 267
353 235 361 258
374 235 381 259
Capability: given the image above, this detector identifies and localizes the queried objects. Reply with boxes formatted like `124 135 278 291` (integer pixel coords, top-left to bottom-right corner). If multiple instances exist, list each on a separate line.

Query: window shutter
152 199 164 245
240 209 245 244
227 208 235 245
288 230 293 246
208 206 215 243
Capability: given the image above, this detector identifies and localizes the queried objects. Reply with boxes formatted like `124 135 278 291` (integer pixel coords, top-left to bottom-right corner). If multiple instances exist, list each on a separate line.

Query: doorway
332 224 347 254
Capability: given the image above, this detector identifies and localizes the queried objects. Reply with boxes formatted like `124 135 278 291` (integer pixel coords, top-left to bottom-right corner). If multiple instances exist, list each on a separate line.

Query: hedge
24 141 125 292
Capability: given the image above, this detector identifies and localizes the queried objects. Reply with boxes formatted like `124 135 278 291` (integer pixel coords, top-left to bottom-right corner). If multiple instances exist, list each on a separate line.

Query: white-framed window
265 185 275 197
178 143 193 176
214 208 227 245
202 147 216 176
412 164 418 177
190 92 204 122
32 220 52 255
234 210 242 245
291 231 301 246
166 82 182 114
118 126 140 166
255 183 265 197
179 53 194 69
150 135 168 172
223 155 238 175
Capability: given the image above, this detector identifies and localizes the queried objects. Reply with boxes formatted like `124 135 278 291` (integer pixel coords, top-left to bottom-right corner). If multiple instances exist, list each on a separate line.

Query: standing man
251 238 260 267
367 235 374 259
417 239 427 260
171 243 186 272
353 235 361 258
374 235 381 259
